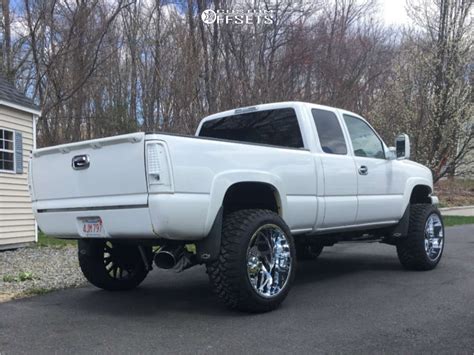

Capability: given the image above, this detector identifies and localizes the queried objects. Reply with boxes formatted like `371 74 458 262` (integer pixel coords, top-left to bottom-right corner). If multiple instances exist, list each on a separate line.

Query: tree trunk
1 0 12 79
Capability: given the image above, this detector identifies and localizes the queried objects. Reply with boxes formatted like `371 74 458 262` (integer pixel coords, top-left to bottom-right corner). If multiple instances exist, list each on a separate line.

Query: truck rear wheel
396 204 445 271
206 209 296 313
78 240 151 291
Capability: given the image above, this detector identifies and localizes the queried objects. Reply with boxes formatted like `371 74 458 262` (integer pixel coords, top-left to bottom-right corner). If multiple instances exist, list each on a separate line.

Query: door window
343 115 385 159
312 109 347 154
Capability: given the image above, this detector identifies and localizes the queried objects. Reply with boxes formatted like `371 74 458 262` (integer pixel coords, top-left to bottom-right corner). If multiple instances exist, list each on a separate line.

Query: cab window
199 108 304 149
312 109 347 155
343 115 385 159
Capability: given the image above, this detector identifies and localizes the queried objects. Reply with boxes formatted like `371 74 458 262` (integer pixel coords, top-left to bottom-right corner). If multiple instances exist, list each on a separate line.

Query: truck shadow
295 251 403 286
68 251 403 317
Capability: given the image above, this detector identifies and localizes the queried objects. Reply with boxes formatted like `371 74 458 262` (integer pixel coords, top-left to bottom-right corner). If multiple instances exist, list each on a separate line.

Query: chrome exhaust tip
154 246 183 269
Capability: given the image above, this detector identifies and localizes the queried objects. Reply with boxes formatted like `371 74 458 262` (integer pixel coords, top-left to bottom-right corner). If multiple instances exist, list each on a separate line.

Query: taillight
145 141 173 193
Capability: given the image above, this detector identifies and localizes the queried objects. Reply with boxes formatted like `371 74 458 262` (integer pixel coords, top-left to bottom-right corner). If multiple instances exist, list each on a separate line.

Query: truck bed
31 132 317 240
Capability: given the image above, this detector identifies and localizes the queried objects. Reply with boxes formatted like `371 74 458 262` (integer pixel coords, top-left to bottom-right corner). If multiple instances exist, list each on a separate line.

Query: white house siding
0 106 35 247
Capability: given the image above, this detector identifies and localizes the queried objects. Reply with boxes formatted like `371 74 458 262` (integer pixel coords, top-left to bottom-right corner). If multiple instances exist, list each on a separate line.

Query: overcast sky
380 0 411 25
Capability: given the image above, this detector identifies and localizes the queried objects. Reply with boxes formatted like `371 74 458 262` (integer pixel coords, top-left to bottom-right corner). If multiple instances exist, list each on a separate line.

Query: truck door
342 114 404 223
311 109 358 228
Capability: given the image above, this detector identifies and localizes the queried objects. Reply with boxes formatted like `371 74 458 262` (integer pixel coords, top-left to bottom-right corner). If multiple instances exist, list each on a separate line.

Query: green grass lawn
37 231 76 248
443 215 474 227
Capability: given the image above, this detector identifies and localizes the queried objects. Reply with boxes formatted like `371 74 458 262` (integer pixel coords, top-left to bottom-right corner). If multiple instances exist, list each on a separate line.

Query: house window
0 128 15 172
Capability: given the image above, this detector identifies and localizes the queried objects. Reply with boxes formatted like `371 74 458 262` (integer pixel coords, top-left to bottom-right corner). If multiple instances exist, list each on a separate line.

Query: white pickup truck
30 102 445 312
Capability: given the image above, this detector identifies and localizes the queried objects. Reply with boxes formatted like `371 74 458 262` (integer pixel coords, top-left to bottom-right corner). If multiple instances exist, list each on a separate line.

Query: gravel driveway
0 245 85 302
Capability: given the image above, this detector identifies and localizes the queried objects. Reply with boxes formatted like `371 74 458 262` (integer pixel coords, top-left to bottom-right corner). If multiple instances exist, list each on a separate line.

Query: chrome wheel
424 213 444 261
246 224 292 298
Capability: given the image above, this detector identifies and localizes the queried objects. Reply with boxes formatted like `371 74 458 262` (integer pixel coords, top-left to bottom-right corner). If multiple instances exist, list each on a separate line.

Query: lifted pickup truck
30 102 444 312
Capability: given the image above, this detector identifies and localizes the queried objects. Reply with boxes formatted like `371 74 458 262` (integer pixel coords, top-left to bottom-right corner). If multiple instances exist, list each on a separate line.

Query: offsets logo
201 8 274 25
201 9 217 24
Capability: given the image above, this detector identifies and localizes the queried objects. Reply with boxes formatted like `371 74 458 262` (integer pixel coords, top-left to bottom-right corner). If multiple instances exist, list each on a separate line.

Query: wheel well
410 185 432 204
223 182 281 215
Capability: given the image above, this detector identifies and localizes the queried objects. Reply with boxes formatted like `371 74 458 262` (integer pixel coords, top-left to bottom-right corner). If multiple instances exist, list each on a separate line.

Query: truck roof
200 101 363 123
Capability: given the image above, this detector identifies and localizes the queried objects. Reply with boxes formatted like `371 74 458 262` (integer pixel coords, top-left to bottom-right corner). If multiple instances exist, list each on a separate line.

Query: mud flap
383 205 410 244
195 207 223 263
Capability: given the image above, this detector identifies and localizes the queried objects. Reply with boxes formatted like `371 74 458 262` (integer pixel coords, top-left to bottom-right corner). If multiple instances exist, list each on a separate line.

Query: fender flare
401 177 433 214
202 170 287 235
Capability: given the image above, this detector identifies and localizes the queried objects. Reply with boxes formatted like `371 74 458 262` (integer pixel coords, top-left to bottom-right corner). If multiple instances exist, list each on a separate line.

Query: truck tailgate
31 133 147 202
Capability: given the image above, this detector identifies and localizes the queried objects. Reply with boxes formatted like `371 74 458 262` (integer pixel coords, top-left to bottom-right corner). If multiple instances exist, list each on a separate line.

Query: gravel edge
0 245 86 302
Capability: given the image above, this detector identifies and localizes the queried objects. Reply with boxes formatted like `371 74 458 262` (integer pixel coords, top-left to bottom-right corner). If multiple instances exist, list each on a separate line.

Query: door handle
358 165 368 175
72 154 90 170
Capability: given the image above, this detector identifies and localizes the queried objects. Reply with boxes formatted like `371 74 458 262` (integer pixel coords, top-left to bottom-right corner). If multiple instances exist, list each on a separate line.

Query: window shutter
15 131 23 174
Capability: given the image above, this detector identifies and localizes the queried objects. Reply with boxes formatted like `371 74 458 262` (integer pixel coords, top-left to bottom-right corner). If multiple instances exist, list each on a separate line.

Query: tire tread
206 209 295 312
396 204 444 271
78 240 150 291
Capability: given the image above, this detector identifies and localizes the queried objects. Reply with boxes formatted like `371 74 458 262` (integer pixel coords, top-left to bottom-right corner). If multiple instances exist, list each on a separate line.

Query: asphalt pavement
1 225 474 354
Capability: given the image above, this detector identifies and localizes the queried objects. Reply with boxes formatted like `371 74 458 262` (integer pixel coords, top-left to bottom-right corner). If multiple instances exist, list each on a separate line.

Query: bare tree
373 0 473 181
1 0 470 182
0 0 12 79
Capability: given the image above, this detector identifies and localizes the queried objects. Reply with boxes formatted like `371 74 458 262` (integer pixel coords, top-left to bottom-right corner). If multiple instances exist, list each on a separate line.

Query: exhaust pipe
154 245 184 269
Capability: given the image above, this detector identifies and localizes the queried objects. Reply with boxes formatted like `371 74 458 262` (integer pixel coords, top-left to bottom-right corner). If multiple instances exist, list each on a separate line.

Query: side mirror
395 134 410 159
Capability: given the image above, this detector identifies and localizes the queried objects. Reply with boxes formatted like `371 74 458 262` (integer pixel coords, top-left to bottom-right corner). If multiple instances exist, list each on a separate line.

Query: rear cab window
311 109 347 154
198 108 304 149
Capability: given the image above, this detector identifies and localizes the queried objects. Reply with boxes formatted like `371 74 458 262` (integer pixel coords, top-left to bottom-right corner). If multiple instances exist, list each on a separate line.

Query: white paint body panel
318 154 358 228
32 133 147 201
30 102 435 240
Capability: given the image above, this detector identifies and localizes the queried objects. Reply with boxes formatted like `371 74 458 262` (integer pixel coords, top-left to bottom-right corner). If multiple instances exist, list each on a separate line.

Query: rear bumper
33 193 211 241
35 205 155 239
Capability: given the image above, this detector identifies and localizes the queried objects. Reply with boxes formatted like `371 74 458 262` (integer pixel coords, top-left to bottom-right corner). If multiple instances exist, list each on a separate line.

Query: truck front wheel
396 204 445 271
78 240 151 291
206 209 296 313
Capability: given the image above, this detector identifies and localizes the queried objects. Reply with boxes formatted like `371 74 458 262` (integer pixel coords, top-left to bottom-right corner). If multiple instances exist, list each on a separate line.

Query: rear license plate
80 217 104 237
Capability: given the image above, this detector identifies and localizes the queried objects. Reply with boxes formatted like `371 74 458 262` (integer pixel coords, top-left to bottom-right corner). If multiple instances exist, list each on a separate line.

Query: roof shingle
0 75 40 112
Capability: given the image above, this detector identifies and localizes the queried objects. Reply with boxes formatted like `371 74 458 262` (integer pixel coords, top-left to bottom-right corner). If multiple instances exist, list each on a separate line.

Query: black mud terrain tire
78 240 151 291
396 204 445 271
206 209 297 313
